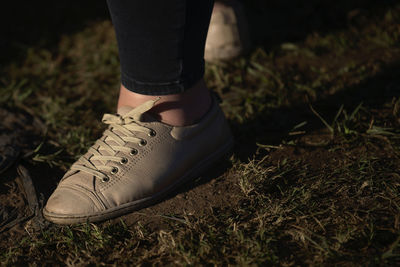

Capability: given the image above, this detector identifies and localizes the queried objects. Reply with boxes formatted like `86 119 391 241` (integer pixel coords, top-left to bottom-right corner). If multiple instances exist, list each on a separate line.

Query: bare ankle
117 80 211 126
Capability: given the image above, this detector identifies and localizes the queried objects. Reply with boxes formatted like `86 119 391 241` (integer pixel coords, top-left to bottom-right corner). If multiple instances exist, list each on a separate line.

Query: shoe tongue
140 112 158 123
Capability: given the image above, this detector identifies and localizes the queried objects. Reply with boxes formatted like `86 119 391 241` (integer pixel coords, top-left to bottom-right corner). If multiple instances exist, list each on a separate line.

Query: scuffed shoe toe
44 186 103 223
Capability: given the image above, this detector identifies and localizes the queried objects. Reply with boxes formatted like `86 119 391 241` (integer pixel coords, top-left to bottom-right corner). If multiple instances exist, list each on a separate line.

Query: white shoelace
71 98 159 181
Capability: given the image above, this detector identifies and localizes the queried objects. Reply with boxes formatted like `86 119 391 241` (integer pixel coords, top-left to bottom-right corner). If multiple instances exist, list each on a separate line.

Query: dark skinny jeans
106 0 214 95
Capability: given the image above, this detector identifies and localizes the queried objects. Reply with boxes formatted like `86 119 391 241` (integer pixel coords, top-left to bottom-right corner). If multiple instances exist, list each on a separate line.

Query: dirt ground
0 0 400 265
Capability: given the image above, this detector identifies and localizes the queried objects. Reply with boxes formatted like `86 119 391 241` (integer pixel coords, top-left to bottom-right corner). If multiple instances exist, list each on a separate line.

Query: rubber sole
43 137 234 224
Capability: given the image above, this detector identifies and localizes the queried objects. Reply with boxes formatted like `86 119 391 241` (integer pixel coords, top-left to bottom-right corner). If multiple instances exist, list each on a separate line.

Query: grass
1 1 400 265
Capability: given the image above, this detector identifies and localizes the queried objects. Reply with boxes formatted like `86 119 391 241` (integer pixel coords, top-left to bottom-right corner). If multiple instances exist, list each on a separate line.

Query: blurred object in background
205 0 251 62
0 108 44 175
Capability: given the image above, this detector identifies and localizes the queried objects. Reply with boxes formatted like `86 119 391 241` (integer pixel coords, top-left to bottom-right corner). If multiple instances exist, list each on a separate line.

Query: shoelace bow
71 98 159 181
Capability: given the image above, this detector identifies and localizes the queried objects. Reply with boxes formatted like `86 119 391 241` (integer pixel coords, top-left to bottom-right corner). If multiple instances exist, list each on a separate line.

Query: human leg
44 0 233 224
108 0 214 126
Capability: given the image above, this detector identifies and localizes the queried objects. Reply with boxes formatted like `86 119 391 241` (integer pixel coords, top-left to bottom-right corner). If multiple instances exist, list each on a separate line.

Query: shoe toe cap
44 186 102 217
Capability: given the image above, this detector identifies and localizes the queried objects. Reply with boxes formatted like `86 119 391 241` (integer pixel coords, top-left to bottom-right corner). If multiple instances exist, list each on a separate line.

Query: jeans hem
121 70 204 96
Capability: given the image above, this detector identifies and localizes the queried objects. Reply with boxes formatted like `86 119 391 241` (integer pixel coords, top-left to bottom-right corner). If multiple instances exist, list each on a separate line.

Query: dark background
0 0 398 66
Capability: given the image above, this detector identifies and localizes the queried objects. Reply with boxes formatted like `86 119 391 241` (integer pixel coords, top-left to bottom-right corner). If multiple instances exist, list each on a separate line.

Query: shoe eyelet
111 166 118 174
120 157 128 164
102 177 110 182
130 149 138 155
139 140 147 146
148 130 156 137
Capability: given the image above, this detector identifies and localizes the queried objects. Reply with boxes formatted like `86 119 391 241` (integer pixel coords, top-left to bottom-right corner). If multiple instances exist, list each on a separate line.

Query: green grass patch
1 2 400 266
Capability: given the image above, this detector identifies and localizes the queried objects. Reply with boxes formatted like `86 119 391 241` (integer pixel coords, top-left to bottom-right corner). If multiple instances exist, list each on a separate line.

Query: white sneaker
43 97 233 224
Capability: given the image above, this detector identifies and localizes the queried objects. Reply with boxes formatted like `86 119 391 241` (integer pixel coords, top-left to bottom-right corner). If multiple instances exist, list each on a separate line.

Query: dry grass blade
309 104 334 134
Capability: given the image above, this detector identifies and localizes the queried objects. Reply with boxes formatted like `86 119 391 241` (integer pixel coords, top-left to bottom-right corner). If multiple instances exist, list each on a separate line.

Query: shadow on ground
115 61 400 229
233 61 400 161
1 0 399 234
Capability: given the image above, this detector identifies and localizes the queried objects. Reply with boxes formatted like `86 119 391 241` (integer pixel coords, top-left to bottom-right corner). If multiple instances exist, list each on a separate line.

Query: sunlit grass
1 3 400 266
